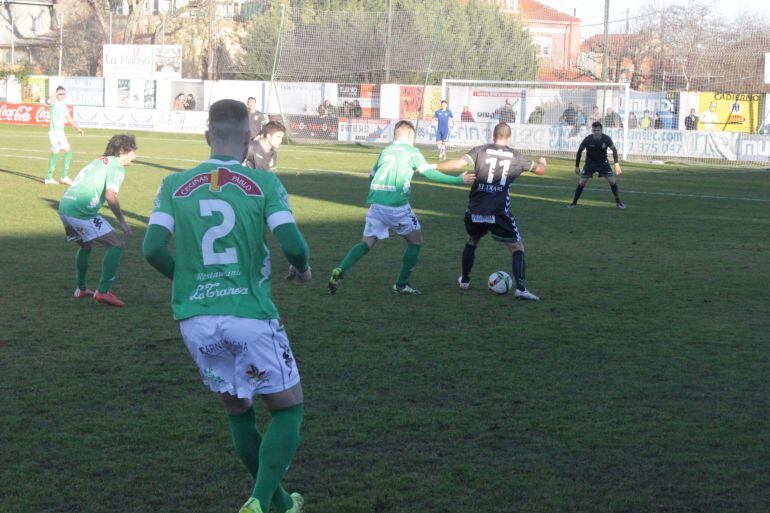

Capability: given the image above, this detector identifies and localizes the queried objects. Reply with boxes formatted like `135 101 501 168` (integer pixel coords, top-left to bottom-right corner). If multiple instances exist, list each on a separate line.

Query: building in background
0 0 57 66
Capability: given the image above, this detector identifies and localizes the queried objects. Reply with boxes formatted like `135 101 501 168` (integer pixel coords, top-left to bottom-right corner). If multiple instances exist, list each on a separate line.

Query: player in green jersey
46 86 84 185
57 134 137 307
328 120 475 295
143 100 309 513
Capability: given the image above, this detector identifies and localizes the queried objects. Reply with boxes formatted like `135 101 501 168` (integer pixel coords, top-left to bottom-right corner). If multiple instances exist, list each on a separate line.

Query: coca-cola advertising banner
0 103 72 126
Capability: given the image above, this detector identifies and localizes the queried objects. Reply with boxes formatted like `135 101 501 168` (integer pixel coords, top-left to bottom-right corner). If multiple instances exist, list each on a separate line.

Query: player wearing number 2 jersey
143 100 308 513
328 120 475 295
437 122 546 300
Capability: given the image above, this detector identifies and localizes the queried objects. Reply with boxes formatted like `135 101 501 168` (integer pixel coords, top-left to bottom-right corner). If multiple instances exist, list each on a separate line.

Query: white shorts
59 214 114 243
363 203 421 239
179 315 301 399
49 130 70 152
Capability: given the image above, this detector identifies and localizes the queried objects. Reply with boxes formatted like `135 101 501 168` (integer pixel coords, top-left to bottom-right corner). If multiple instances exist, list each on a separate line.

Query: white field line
1 152 769 204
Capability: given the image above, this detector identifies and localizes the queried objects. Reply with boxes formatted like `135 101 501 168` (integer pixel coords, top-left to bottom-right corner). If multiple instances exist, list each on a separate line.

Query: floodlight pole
57 11 63 76
10 7 14 65
384 0 392 83
602 0 609 81
265 3 285 115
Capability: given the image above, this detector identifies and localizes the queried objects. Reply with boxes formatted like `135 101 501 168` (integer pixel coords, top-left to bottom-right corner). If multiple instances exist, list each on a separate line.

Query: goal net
442 79 630 160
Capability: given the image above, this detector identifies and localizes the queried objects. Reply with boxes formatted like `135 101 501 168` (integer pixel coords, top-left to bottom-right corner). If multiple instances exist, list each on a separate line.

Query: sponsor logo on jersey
174 167 264 197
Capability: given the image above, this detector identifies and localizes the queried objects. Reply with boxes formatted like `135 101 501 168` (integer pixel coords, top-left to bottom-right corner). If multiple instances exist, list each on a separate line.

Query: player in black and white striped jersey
436 122 547 300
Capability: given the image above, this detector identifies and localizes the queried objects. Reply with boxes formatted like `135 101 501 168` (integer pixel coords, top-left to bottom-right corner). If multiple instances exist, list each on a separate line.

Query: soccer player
433 100 454 161
328 120 475 295
568 121 625 209
57 134 137 307
46 86 84 185
436 122 546 300
142 99 309 513
244 120 285 172
247 96 266 139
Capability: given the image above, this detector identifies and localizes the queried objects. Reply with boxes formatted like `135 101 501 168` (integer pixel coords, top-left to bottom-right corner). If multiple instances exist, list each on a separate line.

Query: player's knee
509 241 524 252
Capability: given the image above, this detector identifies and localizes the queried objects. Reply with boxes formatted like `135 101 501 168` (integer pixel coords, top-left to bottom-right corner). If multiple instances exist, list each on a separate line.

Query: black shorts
464 212 521 242
581 160 614 178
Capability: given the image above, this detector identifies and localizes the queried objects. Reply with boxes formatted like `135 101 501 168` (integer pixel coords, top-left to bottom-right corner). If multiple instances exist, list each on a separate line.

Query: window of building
533 37 552 58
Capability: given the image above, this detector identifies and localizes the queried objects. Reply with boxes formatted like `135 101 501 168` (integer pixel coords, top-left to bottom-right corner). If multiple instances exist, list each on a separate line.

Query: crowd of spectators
318 99 363 118
172 93 197 111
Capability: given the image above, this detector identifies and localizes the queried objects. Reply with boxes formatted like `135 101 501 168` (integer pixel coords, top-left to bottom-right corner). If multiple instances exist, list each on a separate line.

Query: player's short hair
440 100 447 105
493 122 511 141
262 120 286 136
591 121 603 129
247 96 256 102
103 134 137 157
394 120 415 138
56 86 65 93
208 99 249 141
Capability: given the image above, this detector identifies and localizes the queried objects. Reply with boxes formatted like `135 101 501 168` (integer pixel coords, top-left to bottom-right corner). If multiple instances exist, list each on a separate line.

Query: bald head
206 99 250 160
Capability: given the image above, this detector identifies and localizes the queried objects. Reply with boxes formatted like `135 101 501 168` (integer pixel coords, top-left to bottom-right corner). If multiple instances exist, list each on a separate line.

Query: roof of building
518 0 580 23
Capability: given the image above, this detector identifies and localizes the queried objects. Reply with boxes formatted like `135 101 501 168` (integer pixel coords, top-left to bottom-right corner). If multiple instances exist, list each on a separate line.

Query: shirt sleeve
105 162 125 193
411 147 434 174
265 176 295 232
148 178 175 233
464 145 481 166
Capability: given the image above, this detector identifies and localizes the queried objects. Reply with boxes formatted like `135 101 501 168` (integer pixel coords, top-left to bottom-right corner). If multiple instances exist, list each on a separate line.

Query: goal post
442 79 631 161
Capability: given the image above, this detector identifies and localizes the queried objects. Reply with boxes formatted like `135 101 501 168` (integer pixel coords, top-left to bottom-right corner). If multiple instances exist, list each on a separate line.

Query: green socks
340 241 370 273
62 150 73 178
227 407 293 512
98 246 124 293
46 153 59 180
252 404 304 513
75 246 91 289
396 243 421 286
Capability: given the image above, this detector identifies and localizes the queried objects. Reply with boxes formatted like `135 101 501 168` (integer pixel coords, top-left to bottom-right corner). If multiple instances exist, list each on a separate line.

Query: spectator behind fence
628 111 639 129
561 102 577 126
173 93 185 110
461 106 474 122
653 113 663 129
352 100 363 118
575 105 587 127
318 99 334 117
684 108 699 130
527 106 544 124
185 94 196 111
589 105 601 124
496 99 516 123
603 107 622 128
639 110 652 129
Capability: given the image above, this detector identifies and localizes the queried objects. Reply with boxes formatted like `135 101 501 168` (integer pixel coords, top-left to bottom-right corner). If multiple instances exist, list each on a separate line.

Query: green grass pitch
1 123 768 512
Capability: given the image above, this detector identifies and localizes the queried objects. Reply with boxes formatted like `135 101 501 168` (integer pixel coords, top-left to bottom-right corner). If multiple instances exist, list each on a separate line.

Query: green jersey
58 156 126 219
50 100 68 131
366 141 434 206
149 157 294 321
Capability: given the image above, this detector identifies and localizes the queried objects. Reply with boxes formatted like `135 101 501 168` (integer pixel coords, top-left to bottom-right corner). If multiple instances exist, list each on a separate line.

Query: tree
237 0 537 83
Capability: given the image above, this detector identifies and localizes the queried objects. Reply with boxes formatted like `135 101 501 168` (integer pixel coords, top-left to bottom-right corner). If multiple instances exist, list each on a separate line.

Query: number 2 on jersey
199 199 238 265
484 157 511 186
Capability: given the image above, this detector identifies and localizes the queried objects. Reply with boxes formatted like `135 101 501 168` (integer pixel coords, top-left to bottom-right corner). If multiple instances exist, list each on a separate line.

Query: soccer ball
487 271 512 294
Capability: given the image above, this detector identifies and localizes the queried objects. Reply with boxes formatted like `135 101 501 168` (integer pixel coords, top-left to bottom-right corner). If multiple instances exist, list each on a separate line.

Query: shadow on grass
0 167 44 183
133 160 186 173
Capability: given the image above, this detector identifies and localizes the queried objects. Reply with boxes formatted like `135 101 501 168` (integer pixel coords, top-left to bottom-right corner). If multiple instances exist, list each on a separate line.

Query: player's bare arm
434 158 476 183
105 189 131 235
66 111 84 135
